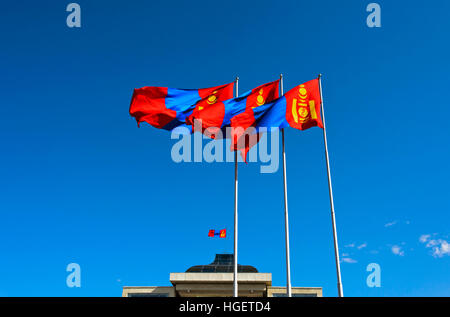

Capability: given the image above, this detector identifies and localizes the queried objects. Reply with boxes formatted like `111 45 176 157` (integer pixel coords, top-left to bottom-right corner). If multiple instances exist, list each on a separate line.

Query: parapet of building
122 254 322 297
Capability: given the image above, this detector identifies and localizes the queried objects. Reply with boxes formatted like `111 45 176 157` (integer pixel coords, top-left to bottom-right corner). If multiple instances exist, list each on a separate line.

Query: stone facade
122 254 322 297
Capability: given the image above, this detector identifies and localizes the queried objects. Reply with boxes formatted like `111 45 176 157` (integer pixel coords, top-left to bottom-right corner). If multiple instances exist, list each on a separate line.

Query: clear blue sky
0 1 449 297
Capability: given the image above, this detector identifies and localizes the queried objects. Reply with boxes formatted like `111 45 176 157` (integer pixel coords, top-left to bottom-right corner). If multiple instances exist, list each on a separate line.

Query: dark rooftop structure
186 254 258 273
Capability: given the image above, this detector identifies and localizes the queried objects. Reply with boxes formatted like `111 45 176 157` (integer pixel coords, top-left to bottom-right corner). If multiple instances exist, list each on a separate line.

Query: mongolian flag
230 78 323 160
129 82 234 132
208 229 226 238
186 80 279 138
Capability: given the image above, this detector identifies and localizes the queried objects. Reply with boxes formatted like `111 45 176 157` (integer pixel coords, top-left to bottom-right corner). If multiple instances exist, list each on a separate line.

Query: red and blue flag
186 80 280 138
208 229 226 238
230 78 323 160
129 82 234 132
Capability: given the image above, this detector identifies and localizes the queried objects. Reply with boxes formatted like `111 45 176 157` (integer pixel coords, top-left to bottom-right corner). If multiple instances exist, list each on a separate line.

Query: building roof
185 254 258 273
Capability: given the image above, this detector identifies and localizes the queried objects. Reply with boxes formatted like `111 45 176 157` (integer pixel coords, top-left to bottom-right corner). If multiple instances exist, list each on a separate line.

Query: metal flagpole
280 74 292 297
318 74 344 297
233 76 239 297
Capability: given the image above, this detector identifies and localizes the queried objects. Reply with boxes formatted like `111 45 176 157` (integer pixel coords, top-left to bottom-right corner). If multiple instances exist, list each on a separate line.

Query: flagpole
280 74 292 297
318 74 344 297
233 76 239 297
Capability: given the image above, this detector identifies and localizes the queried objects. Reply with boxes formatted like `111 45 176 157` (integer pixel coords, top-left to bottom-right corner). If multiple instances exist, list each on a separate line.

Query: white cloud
345 243 355 248
357 243 367 250
391 245 405 256
419 234 431 243
433 241 450 258
420 234 450 258
341 257 357 263
384 221 397 228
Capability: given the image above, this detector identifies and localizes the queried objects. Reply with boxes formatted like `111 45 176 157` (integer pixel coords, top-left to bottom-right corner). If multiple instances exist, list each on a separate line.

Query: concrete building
122 254 322 297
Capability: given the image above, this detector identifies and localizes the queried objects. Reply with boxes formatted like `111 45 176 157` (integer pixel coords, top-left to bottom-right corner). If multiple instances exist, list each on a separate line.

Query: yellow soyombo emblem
207 90 218 104
199 90 218 110
291 84 317 124
252 88 265 109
